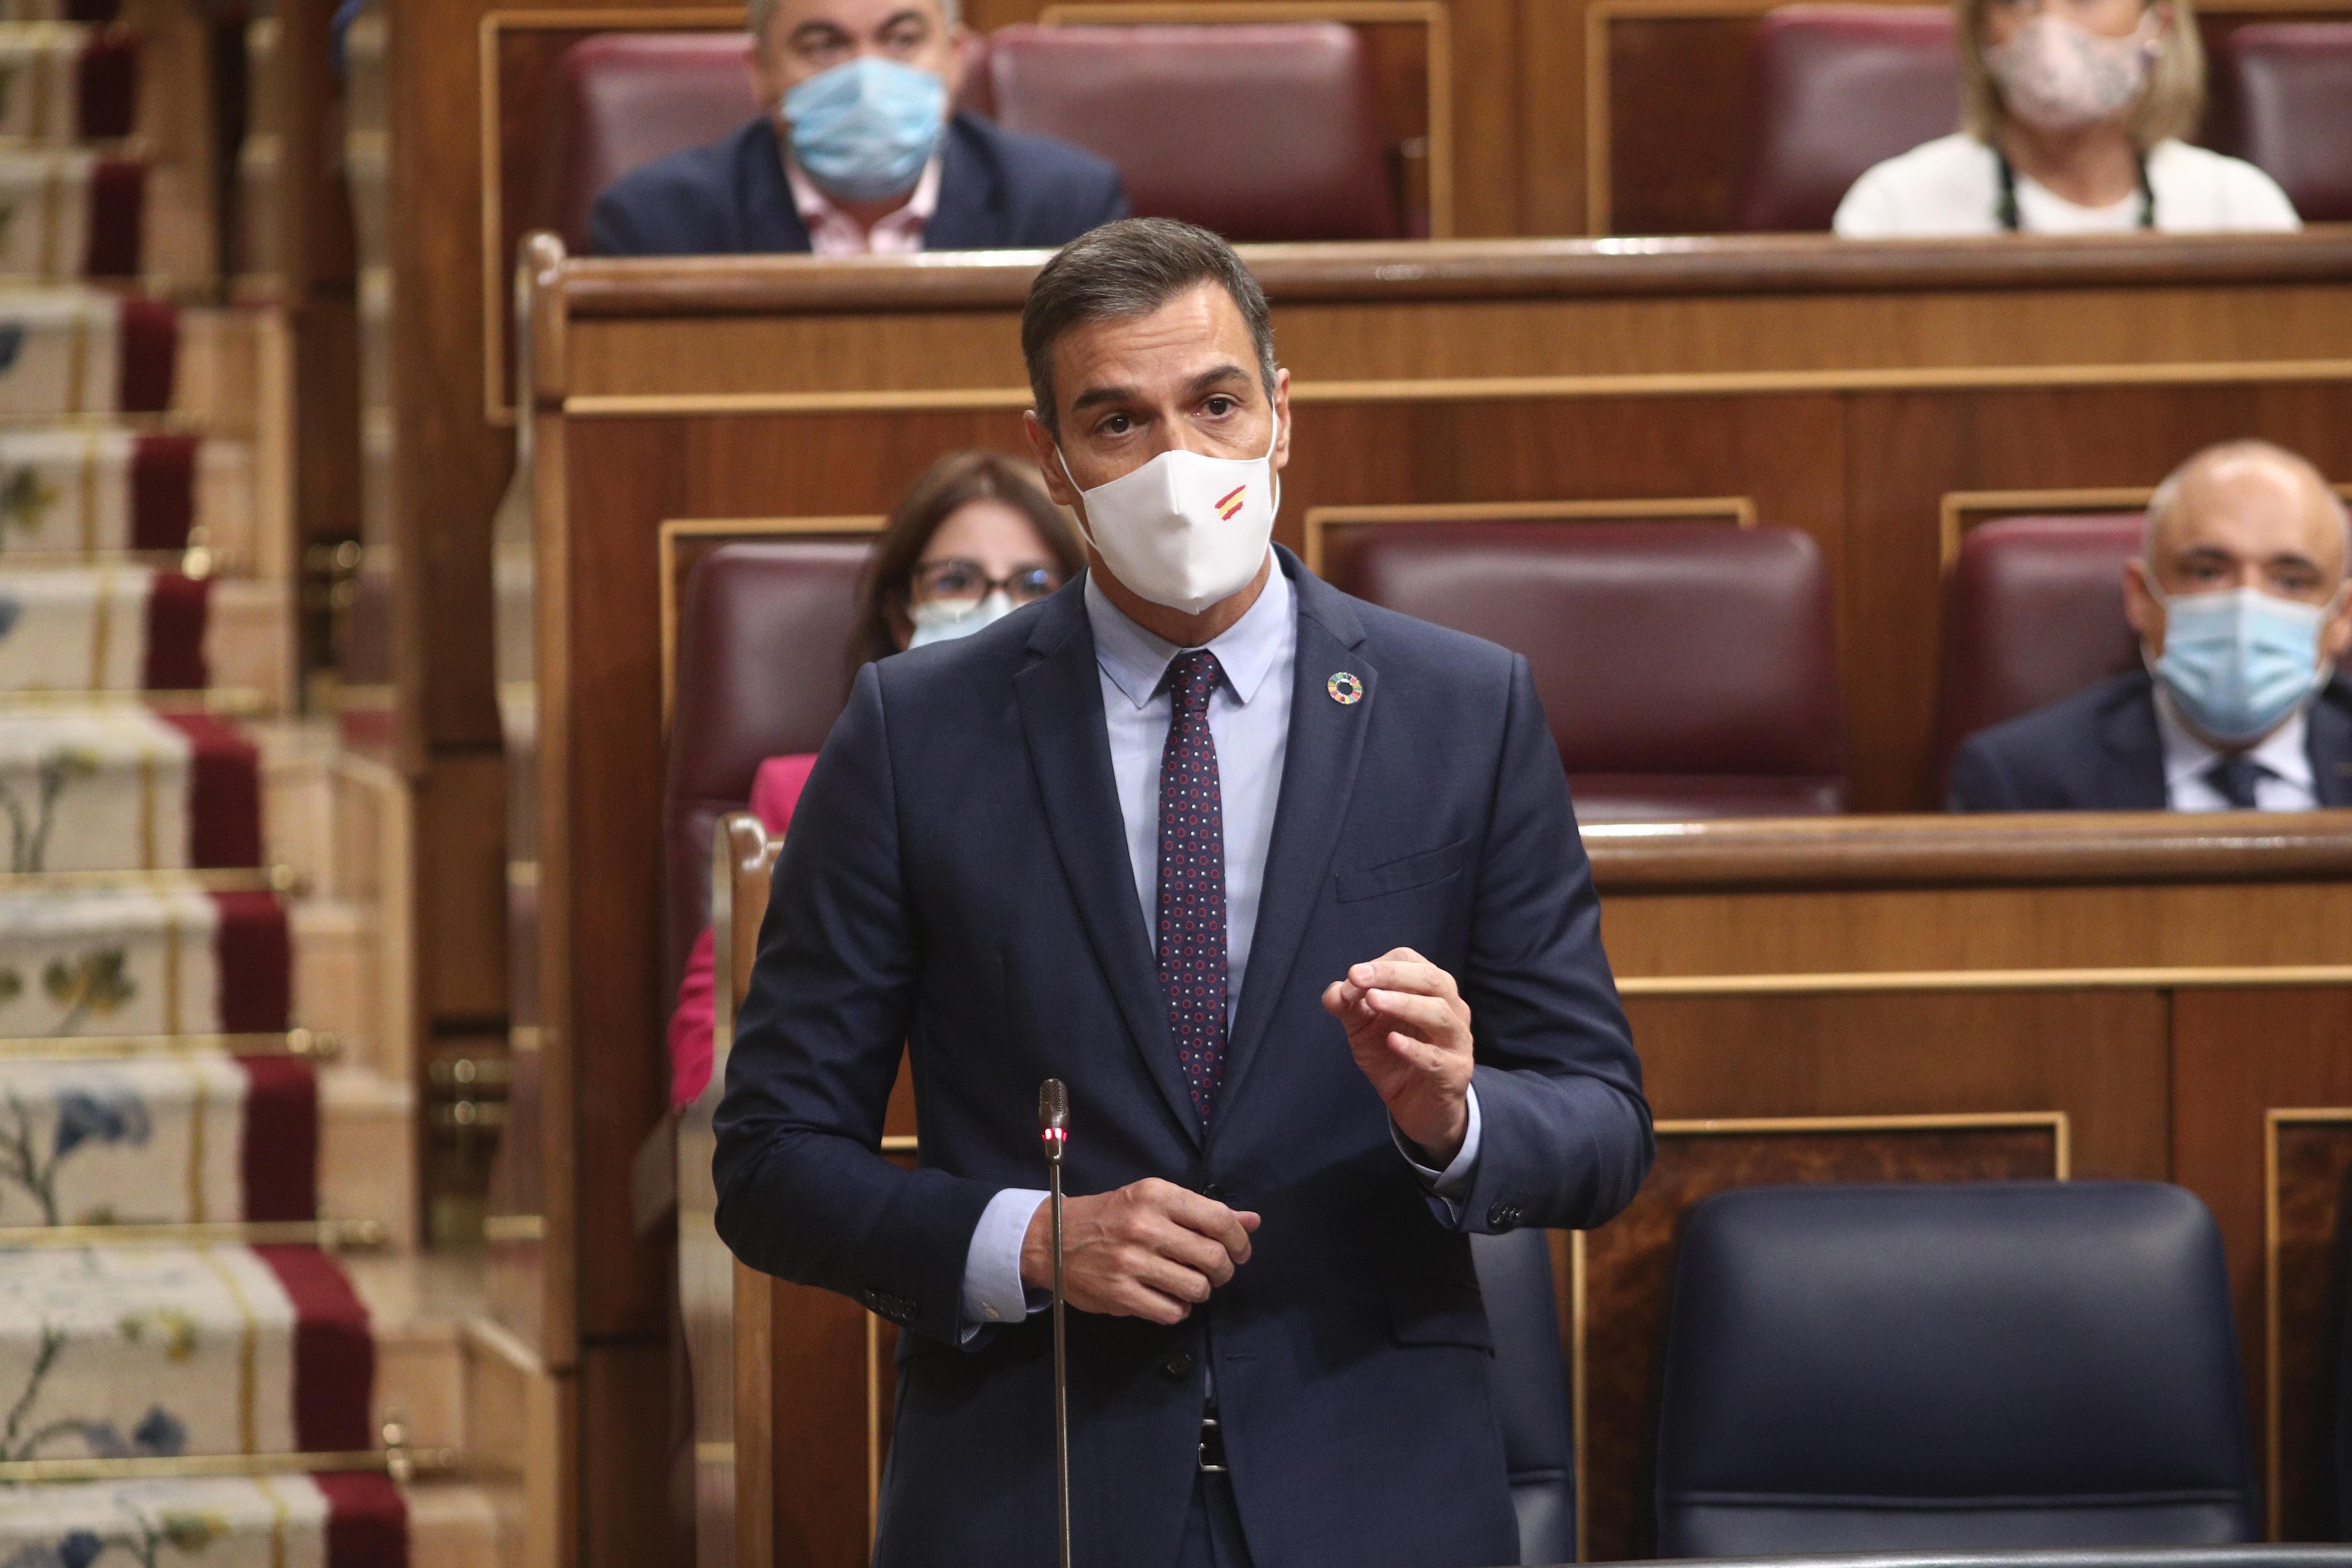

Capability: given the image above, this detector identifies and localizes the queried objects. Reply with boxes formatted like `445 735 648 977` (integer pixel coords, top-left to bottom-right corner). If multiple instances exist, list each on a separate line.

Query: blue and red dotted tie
1157 649 1228 1127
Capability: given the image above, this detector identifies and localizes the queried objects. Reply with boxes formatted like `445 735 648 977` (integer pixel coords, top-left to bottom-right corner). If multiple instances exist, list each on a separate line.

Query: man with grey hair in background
590 0 1127 255
1951 439 2352 810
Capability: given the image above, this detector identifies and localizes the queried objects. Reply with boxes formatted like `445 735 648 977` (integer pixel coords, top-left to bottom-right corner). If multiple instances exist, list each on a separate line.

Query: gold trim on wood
1938 482 2352 571
2262 1107 2352 1541
1301 496 1755 575
566 358 2352 420
479 6 750 425
657 514 884 726
484 1213 549 1243
1618 964 2352 998
1035 0 1454 239
1567 1109 2069 1537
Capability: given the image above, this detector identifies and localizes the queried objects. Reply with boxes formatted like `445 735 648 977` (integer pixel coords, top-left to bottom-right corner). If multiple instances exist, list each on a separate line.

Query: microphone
1038 1079 1072 1568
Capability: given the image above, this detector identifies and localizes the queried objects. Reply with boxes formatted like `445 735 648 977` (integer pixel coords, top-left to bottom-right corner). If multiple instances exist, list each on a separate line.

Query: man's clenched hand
1020 1177 1260 1325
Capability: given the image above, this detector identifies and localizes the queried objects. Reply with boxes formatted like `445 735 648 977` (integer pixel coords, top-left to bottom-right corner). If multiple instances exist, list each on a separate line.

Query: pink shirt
783 153 942 256
667 753 818 1107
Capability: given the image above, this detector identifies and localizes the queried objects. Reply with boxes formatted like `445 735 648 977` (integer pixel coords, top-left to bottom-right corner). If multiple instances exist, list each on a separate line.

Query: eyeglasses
911 558 1063 609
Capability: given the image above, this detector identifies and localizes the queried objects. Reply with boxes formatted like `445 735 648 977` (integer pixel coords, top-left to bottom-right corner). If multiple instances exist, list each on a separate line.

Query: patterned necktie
2205 754 2270 810
1157 649 1228 1127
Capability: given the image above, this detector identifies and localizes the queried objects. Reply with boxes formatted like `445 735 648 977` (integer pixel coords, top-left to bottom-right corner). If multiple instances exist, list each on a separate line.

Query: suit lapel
922 116 1002 250
736 119 815 253
1217 556 1371 1119
1014 591 1200 1144
2096 674 2170 810
2307 680 2352 806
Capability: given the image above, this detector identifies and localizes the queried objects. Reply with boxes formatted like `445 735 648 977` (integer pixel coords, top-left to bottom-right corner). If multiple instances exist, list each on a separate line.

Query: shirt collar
1084 553 1292 712
781 150 943 236
2153 683 2315 794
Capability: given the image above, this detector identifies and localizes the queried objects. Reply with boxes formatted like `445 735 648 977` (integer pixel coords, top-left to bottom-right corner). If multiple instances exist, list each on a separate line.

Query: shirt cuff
1392 1086 1482 1216
959 1186 1050 1344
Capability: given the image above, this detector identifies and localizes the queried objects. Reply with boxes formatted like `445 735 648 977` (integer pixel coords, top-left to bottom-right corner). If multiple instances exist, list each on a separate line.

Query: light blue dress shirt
959 556 1480 1334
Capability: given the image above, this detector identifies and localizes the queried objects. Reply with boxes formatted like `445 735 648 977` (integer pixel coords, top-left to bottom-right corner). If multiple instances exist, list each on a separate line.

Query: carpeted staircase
0 6 509 1565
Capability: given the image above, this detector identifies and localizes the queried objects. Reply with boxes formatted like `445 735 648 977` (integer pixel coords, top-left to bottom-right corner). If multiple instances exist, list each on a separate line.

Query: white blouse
1832 133 2301 237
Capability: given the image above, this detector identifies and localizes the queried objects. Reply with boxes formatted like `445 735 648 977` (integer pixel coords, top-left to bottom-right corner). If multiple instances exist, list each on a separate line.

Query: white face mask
907 589 1015 649
1985 12 2159 134
1057 429 1280 616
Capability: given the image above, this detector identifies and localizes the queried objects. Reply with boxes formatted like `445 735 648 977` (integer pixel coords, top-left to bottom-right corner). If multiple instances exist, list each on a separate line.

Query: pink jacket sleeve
668 753 820 1108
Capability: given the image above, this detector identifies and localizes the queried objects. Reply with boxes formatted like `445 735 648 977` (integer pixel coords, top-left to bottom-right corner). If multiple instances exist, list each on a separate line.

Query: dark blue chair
1654 1182 2258 1557
1471 1228 1576 1566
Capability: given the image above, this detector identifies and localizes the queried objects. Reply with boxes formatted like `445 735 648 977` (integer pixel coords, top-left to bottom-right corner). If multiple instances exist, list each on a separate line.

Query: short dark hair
1020 218 1277 435
848 449 1086 673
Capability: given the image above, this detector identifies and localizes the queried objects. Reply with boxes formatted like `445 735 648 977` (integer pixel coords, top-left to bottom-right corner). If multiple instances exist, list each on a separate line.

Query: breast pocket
1333 838 1474 904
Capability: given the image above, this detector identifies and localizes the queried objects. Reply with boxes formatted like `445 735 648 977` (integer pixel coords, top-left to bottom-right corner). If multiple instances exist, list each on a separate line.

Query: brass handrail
0 1029 338 1059
0 1218 389 1250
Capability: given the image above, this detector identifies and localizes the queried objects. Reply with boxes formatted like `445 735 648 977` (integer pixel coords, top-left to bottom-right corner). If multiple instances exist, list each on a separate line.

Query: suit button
1487 1202 1518 1232
1162 1353 1194 1381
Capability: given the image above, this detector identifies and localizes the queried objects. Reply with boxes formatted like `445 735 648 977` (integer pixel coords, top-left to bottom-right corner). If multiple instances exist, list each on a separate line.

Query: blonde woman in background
1834 0 2298 236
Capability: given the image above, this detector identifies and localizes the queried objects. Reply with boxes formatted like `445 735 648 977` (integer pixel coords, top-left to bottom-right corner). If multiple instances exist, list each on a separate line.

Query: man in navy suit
714 219 1652 1567
1951 440 2352 812
589 0 1127 257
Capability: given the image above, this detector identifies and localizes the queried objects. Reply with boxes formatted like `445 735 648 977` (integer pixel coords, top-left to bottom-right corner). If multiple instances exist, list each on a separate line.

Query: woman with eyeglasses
666 449 1084 1106
1832 0 2298 236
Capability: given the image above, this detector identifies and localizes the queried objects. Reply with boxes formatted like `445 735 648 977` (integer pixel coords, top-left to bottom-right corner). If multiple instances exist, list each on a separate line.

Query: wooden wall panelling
1571 0 2352 237
582 1340 691 1567
1575 1115 2068 1562
2269 1112 2352 1542
2173 988 2352 1532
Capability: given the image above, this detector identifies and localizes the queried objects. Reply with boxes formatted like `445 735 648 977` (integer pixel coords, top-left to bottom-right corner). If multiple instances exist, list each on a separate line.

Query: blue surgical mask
781 57 947 204
907 590 1014 649
2148 580 2335 744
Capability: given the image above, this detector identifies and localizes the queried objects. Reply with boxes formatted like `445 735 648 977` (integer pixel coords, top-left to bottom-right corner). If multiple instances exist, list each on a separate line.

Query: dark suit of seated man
589 0 1128 257
1951 440 2352 812
714 219 1654 1568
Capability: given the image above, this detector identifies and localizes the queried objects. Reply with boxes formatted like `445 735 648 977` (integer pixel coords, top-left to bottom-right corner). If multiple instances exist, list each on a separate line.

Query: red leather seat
545 31 998 252
985 23 1398 241
1730 4 1960 232
2213 24 2352 222
1932 514 2143 792
1321 522 1847 819
662 540 870 992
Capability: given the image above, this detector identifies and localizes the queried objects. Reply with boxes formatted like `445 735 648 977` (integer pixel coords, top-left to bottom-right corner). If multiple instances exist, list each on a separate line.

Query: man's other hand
1322 946 1474 1166
1020 1177 1260 1325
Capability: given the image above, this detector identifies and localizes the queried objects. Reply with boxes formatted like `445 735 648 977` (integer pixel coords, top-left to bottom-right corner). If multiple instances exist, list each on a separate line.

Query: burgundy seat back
662 541 871 993
1321 522 1847 819
1730 4 1960 232
2212 24 2352 222
1933 515 2144 791
549 33 762 254
547 31 999 252
986 23 1398 241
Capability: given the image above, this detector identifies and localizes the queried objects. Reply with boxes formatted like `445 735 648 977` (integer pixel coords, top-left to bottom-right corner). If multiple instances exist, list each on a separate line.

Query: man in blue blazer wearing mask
1951 440 2352 812
590 0 1127 257
713 218 1653 1567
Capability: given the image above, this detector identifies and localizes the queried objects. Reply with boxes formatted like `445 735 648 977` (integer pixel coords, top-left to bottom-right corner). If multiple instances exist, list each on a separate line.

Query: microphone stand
1038 1080 1072 1568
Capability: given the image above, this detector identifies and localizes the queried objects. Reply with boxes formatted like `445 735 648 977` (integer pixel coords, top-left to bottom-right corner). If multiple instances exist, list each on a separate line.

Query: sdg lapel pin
1327 671 1364 705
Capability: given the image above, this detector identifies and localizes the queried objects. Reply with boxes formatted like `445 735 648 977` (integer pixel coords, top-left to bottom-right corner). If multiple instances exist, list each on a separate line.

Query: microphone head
1038 1078 1069 1146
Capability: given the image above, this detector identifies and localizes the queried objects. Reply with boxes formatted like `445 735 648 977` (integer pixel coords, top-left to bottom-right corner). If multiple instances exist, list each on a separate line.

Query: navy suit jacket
1948 670 2352 810
714 549 1652 1568
589 112 1128 256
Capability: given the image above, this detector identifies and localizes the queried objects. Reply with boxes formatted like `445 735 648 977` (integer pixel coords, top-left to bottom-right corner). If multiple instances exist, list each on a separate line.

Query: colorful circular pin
1327 671 1364 705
